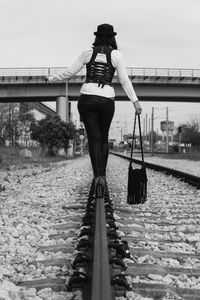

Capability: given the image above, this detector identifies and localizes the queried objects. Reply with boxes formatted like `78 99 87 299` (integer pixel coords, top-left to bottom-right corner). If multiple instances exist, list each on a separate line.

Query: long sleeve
48 51 86 82
115 52 139 103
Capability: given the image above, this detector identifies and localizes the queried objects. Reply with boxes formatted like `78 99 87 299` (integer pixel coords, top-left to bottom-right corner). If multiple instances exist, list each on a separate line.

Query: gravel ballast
0 157 93 300
0 154 200 300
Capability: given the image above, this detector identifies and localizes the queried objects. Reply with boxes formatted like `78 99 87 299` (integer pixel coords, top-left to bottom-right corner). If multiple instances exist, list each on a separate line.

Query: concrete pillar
56 96 67 122
65 82 69 123
56 83 73 157
56 82 70 123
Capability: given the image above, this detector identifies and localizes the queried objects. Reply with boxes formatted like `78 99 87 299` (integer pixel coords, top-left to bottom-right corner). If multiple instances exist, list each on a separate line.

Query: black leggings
78 94 115 177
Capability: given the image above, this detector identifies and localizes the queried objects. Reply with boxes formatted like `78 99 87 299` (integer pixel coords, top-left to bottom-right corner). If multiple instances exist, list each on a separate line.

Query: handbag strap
130 113 137 162
130 113 144 164
138 114 144 163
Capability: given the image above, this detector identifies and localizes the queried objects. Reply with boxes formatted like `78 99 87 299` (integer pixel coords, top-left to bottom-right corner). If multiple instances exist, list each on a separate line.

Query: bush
171 144 179 152
30 115 76 156
0 137 5 146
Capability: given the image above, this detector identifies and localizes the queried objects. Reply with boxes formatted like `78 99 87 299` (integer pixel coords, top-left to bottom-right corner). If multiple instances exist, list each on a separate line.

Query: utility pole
151 107 154 156
149 117 151 151
143 117 145 152
157 129 159 144
145 113 148 150
143 118 145 137
166 107 169 153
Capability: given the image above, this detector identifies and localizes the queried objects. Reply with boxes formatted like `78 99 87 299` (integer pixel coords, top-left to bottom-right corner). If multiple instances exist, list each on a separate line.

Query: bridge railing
126 67 200 78
0 67 200 78
0 68 49 77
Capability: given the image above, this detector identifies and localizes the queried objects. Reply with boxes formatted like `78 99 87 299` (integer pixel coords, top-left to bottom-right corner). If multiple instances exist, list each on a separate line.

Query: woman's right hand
133 100 142 115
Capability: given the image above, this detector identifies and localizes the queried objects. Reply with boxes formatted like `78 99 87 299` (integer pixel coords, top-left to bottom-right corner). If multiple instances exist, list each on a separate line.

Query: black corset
85 46 115 88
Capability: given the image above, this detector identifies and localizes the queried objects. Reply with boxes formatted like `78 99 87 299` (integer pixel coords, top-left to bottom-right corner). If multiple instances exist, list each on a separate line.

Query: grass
0 146 75 170
1 146 199 171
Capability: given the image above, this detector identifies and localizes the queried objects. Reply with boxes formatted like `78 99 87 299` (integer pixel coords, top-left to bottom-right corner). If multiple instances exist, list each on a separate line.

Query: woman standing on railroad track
47 23 142 197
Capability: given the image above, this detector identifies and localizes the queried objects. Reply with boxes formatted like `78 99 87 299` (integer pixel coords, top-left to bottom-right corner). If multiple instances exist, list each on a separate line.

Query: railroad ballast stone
0 154 200 299
107 155 200 299
0 157 93 299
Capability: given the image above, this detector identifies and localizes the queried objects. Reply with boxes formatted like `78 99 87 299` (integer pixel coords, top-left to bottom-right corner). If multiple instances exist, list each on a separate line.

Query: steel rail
91 197 113 300
111 152 200 188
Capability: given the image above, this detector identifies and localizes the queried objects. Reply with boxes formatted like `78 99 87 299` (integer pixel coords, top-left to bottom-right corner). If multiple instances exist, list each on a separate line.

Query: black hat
94 24 117 37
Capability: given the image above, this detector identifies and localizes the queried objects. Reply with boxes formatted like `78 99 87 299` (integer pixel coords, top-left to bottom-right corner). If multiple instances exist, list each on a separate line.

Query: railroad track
111 151 200 188
16 154 200 300
19 179 132 299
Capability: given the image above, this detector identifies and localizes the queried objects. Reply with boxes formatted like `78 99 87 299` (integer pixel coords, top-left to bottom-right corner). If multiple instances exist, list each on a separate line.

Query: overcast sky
0 0 200 134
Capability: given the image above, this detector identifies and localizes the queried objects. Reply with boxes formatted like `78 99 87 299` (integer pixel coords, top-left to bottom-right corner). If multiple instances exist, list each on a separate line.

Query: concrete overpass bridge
0 67 200 122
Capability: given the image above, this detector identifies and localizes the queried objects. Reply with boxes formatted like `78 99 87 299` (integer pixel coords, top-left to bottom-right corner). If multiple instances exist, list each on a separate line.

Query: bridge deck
0 67 200 103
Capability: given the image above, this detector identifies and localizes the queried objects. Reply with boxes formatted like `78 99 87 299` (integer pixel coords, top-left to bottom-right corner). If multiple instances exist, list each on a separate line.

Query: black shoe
94 176 105 198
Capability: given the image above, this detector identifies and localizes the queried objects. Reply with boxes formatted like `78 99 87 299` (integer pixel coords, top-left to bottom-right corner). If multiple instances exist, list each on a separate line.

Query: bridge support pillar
56 83 70 123
56 83 73 157
56 96 67 122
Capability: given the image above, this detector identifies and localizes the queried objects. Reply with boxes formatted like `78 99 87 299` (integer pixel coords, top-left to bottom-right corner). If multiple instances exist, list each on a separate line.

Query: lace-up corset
85 46 115 88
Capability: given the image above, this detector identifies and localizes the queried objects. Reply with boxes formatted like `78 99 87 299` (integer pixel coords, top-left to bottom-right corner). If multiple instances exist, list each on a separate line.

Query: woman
48 23 142 198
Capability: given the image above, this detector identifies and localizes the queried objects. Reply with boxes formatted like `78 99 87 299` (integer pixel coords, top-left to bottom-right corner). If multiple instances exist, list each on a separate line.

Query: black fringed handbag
127 114 148 205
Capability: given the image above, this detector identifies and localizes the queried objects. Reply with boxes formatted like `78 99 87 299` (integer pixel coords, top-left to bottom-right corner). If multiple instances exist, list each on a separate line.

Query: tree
0 103 36 147
0 103 19 145
177 119 200 147
17 111 36 147
30 115 76 156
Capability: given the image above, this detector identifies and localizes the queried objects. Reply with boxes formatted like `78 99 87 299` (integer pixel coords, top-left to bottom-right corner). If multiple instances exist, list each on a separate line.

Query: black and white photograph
0 0 200 299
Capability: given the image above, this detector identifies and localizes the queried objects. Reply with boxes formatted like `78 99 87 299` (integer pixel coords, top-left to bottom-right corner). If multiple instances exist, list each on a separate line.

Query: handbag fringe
127 163 147 204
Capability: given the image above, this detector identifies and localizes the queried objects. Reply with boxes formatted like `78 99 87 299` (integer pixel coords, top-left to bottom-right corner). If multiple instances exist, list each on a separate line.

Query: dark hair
92 35 118 50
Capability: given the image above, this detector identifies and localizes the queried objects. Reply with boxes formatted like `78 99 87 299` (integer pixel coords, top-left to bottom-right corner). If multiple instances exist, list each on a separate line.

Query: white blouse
49 48 139 103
